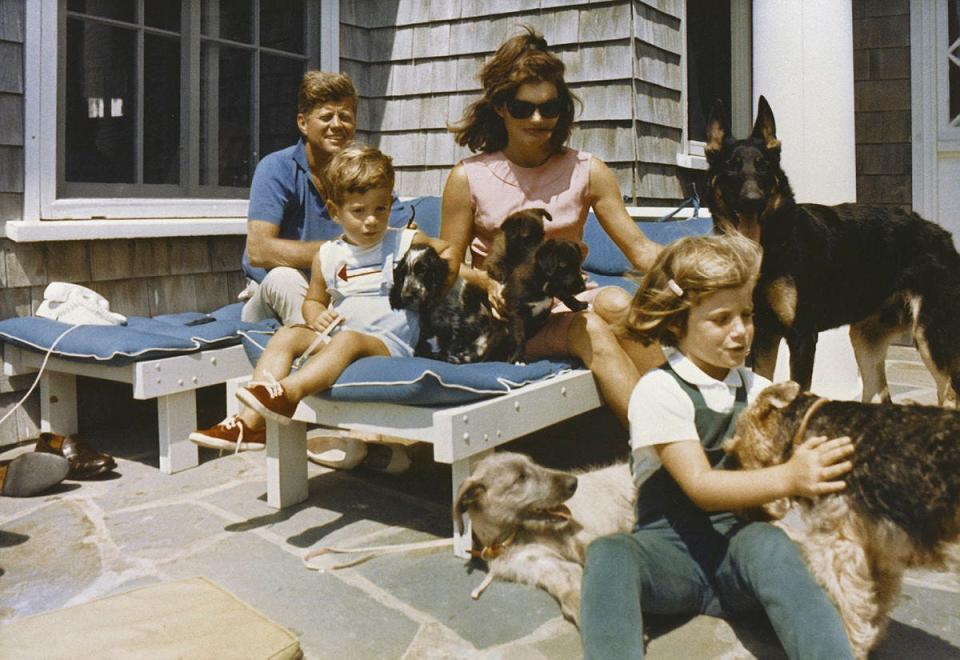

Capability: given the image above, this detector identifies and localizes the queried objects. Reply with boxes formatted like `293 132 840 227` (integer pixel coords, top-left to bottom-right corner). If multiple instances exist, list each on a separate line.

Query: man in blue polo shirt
240 71 358 325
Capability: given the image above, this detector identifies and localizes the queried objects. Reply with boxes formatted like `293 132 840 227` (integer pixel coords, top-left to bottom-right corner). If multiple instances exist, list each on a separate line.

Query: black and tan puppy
706 96 960 406
725 381 960 658
500 238 587 363
484 208 551 283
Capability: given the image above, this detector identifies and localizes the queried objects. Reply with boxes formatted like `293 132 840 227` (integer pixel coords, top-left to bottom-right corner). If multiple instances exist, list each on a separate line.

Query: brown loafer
35 433 117 479
0 453 69 497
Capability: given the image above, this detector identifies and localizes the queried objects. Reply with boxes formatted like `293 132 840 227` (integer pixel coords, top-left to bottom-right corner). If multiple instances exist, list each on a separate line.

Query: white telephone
35 282 127 326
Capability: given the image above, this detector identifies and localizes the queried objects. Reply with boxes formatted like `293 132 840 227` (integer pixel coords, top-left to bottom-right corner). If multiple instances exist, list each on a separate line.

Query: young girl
191 144 455 468
579 233 855 659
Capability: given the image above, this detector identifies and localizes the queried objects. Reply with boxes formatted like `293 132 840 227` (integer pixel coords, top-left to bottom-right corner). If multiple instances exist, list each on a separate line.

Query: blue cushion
240 329 577 406
389 196 441 237
0 303 275 366
582 213 714 275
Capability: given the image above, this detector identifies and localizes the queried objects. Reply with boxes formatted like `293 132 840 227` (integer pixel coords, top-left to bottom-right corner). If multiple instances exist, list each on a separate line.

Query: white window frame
677 0 752 171
14 0 339 241
910 0 960 222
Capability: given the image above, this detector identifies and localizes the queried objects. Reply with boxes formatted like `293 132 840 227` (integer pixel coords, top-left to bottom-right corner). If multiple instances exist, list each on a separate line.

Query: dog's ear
534 208 552 224
751 95 781 152
705 99 729 158
765 381 801 409
389 256 408 310
452 478 485 535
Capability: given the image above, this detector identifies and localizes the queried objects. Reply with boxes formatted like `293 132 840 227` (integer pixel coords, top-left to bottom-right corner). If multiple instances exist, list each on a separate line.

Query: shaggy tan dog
453 452 634 625
725 381 960 659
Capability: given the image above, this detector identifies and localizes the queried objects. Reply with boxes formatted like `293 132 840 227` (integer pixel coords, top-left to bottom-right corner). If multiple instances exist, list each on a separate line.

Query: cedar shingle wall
0 0 24 223
341 0 687 203
853 0 912 209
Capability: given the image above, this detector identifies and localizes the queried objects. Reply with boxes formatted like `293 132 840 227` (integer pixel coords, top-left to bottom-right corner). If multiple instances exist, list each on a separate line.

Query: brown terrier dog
724 381 960 659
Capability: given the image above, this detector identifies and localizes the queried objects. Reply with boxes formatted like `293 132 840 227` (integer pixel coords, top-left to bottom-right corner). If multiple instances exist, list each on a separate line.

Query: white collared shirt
627 348 772 490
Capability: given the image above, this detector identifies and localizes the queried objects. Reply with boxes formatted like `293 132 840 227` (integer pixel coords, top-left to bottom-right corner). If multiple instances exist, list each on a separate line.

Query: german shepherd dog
706 96 960 405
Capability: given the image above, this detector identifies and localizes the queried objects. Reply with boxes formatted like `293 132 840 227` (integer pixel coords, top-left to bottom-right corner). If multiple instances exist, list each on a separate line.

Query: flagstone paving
1 346 957 658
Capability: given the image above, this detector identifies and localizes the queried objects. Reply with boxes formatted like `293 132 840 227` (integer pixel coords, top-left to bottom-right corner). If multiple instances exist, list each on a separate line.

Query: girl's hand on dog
787 435 854 497
309 309 344 333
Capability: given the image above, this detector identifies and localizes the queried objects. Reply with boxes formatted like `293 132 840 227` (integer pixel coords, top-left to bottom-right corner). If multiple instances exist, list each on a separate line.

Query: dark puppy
484 208 551 283
501 239 587 362
418 209 554 364
418 279 509 363
706 96 960 405
725 381 960 658
389 243 448 313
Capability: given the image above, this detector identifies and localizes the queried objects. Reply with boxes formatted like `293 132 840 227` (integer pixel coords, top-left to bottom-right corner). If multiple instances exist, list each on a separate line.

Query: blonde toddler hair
323 144 395 206
625 233 762 347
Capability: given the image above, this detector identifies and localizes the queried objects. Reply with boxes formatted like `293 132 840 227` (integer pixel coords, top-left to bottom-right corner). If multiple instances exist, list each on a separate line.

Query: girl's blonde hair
449 26 579 154
625 233 762 347
323 143 394 206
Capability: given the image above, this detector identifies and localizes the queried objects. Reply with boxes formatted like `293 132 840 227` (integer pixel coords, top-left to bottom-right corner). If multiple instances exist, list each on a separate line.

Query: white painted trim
22 1 43 224
675 153 708 170
912 0 939 221
730 0 753 137
41 197 248 220
936 0 960 140
5 217 246 242
320 0 339 71
626 206 707 219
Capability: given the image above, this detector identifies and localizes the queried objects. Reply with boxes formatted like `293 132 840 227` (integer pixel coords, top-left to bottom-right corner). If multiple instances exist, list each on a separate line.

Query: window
679 0 751 168
22 0 337 227
64 0 318 198
949 0 959 127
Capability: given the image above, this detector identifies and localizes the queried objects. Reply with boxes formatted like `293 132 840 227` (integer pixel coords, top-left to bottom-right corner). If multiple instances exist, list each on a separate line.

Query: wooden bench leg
157 391 200 474
40 371 78 435
266 419 308 508
451 449 494 558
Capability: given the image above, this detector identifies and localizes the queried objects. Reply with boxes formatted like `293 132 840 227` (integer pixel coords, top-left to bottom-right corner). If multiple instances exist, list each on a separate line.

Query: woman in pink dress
441 27 665 425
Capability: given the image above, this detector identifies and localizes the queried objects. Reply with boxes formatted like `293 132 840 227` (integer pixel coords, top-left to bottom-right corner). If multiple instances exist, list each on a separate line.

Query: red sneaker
189 415 265 452
236 375 298 424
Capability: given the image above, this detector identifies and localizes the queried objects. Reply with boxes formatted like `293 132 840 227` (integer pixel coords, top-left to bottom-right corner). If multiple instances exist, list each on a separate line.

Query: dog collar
793 396 830 446
470 531 517 561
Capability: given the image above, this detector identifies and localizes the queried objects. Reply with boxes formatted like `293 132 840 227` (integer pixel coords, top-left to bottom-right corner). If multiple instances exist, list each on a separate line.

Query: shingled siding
340 0 687 204
852 0 912 209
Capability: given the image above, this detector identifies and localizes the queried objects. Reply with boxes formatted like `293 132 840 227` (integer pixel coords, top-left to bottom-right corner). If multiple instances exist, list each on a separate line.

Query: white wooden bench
3 344 253 473
231 368 603 557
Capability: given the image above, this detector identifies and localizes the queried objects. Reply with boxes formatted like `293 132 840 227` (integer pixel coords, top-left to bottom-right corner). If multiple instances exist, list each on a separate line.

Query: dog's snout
564 475 578 497
740 180 764 201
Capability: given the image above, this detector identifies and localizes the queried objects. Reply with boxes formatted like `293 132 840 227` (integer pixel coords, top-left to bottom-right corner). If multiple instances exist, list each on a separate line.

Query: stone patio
0 344 957 658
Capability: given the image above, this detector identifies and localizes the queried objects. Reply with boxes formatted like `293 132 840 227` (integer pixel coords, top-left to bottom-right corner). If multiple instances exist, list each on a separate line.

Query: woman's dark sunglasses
505 97 562 119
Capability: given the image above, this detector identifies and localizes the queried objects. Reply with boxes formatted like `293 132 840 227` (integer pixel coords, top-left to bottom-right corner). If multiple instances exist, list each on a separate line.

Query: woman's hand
307 309 343 334
486 277 506 319
785 435 855 498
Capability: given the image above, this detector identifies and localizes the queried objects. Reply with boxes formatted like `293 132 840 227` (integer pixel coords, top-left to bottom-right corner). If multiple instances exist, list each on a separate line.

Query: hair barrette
666 279 684 297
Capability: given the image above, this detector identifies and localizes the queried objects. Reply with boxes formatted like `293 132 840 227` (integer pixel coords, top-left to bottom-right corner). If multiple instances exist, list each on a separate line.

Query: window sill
675 153 708 170
2 218 247 242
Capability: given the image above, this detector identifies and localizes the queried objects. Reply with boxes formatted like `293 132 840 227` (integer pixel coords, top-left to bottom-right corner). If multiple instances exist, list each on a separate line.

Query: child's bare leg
239 325 318 429
280 330 390 402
